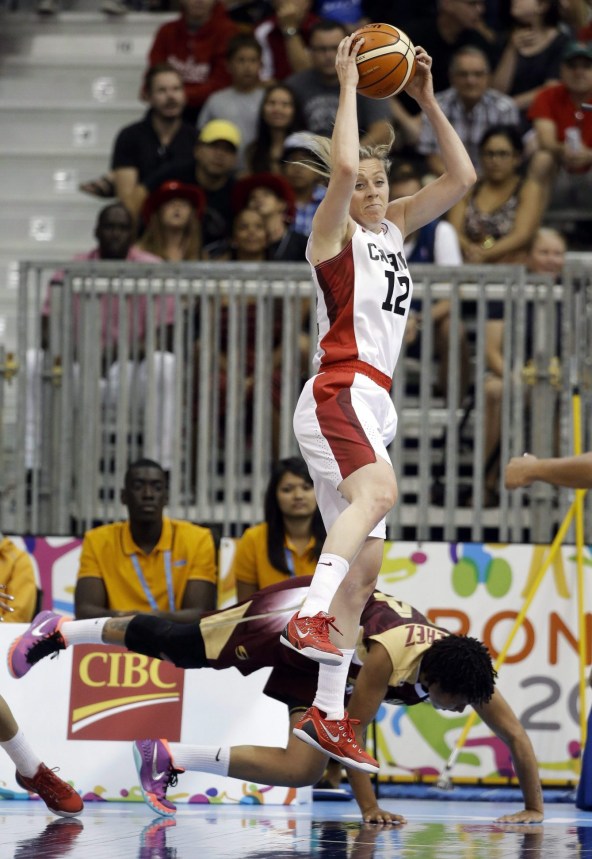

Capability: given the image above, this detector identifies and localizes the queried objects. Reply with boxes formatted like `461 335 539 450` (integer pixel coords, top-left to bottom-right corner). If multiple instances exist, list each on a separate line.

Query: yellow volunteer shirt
77 517 216 612
230 522 316 589
0 537 37 622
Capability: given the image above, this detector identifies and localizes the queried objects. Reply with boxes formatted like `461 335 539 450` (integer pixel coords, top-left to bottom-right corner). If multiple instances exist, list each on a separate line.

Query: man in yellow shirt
75 458 217 620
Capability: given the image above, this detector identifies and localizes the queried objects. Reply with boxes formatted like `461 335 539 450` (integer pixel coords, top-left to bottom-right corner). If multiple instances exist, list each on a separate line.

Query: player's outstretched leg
293 706 378 773
8 611 66 678
133 739 184 818
16 764 84 817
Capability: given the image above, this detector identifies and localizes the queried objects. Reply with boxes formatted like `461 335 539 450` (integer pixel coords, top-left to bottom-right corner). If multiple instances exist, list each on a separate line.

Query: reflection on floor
0 799 590 858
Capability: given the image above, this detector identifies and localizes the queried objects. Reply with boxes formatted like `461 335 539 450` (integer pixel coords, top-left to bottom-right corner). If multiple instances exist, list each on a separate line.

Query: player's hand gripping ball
352 22 416 99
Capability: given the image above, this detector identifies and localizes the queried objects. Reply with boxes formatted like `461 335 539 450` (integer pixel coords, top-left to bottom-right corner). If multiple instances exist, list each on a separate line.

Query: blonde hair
293 127 396 181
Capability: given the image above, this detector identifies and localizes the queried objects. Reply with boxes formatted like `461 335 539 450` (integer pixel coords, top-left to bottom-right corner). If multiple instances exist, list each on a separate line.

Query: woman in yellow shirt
232 457 326 602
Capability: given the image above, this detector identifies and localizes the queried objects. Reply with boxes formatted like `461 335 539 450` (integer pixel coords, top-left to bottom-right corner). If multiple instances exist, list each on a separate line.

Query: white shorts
293 367 397 538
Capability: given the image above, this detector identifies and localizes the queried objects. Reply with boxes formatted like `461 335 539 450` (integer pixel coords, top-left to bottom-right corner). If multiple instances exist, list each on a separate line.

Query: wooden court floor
1 798 591 858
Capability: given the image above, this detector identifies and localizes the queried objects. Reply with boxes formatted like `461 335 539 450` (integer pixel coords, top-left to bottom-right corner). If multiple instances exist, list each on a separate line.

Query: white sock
169 743 230 777
312 649 355 721
299 554 349 617
1 729 42 778
60 617 109 646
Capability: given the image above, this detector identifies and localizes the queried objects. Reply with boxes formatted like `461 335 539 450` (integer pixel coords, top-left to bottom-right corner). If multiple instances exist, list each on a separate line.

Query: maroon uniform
198 577 448 709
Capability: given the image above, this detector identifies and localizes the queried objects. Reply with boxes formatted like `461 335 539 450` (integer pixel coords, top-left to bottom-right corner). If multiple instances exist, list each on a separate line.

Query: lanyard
130 549 175 612
284 547 295 577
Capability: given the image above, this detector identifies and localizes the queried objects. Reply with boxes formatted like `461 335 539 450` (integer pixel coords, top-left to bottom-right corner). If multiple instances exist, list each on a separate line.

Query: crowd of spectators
22 0 592 508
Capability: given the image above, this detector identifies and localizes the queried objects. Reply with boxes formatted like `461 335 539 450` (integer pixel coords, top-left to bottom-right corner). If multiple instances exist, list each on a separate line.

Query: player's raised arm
309 34 363 263
387 46 476 237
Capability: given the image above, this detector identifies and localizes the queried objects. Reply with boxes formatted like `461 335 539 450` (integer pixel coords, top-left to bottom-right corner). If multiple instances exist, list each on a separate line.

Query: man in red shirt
528 41 592 209
147 0 240 122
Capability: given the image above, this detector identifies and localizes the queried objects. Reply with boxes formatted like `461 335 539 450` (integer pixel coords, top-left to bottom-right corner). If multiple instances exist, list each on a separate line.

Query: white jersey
307 219 413 379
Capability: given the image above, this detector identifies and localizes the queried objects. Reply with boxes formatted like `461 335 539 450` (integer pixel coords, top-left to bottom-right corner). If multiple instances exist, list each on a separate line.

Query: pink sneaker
133 739 184 818
8 610 66 679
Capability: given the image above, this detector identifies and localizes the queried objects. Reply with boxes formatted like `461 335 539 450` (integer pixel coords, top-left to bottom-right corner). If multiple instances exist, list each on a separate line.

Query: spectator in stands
505 449 592 488
255 0 319 81
75 458 217 619
0 537 35 623
286 19 393 144
528 40 592 213
405 0 504 94
314 0 368 31
492 0 571 132
232 172 308 259
389 163 470 406
280 132 327 235
80 65 197 213
137 181 206 261
202 206 269 259
147 0 240 123
197 34 266 172
223 0 273 27
243 83 306 175
231 456 325 601
25 204 176 473
526 225 567 276
135 119 241 247
447 124 544 263
418 46 520 175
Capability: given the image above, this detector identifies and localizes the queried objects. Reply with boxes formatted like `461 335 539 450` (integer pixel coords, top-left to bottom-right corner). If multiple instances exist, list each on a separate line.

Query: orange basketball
352 23 416 99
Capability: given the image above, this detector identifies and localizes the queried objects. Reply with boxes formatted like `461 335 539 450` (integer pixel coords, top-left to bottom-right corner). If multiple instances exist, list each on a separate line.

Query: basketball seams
352 22 416 99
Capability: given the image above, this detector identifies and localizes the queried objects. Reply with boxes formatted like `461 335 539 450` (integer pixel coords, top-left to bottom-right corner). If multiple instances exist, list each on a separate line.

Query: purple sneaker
133 739 184 818
8 610 66 679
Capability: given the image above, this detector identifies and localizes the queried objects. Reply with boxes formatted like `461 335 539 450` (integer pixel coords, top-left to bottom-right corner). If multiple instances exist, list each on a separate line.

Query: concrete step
0 56 144 103
0 103 140 149
0 12 175 58
0 198 104 257
0 150 108 196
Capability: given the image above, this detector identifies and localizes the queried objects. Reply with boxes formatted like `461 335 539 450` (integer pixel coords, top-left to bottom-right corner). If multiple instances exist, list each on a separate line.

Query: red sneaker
293 706 379 773
16 763 83 817
280 612 343 665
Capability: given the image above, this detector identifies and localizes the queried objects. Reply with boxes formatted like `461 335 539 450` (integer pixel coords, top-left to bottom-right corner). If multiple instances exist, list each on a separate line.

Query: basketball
352 23 416 99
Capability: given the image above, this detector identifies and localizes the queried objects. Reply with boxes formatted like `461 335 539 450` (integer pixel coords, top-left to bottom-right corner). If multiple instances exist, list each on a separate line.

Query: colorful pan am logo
450 544 512 598
381 550 427 583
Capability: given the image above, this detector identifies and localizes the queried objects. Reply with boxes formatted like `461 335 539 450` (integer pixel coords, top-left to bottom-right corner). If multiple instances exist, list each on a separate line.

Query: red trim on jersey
321 359 392 392
315 241 358 365
312 370 377 481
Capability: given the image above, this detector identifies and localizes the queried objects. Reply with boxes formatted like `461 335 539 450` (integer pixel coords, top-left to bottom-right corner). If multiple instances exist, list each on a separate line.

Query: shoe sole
293 727 379 773
132 744 176 819
7 636 25 679
279 633 344 666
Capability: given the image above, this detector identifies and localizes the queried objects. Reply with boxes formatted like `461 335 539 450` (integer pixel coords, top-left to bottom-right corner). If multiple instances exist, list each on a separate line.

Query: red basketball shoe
293 706 379 773
280 612 343 665
16 763 83 817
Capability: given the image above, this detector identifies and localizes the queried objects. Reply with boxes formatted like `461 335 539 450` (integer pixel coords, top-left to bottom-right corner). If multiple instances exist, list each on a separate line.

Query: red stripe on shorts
312 370 377 482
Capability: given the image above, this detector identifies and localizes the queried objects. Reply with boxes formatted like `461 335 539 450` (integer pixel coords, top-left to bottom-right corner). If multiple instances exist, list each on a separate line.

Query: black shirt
110 110 197 182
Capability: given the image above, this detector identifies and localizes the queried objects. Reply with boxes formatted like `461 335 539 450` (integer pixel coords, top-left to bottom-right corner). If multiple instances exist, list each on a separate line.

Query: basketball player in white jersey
280 35 477 771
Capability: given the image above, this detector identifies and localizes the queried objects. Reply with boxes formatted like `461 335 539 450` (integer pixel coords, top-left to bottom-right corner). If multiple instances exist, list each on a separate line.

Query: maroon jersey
198 577 448 709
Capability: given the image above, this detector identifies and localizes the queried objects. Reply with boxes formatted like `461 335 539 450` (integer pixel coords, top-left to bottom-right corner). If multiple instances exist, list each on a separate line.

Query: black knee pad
124 615 206 669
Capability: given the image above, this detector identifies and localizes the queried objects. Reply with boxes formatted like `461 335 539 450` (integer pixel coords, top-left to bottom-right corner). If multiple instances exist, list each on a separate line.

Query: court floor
1 798 591 859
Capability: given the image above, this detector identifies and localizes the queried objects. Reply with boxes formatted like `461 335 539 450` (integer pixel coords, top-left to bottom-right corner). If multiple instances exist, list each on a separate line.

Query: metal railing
1 260 590 543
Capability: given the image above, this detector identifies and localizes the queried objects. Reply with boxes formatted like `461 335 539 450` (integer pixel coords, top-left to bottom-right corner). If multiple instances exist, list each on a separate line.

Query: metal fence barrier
0 260 590 544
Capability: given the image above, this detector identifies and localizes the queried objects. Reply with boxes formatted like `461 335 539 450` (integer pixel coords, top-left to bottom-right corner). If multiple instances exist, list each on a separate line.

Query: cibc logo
68 645 184 741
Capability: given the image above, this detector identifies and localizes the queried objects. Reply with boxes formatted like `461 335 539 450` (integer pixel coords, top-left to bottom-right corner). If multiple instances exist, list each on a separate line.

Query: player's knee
125 615 206 668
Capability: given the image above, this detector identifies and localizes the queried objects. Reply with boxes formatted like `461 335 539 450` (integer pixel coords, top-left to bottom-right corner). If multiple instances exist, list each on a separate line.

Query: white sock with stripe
60 617 109 646
298 554 349 617
169 744 230 776
312 649 355 721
